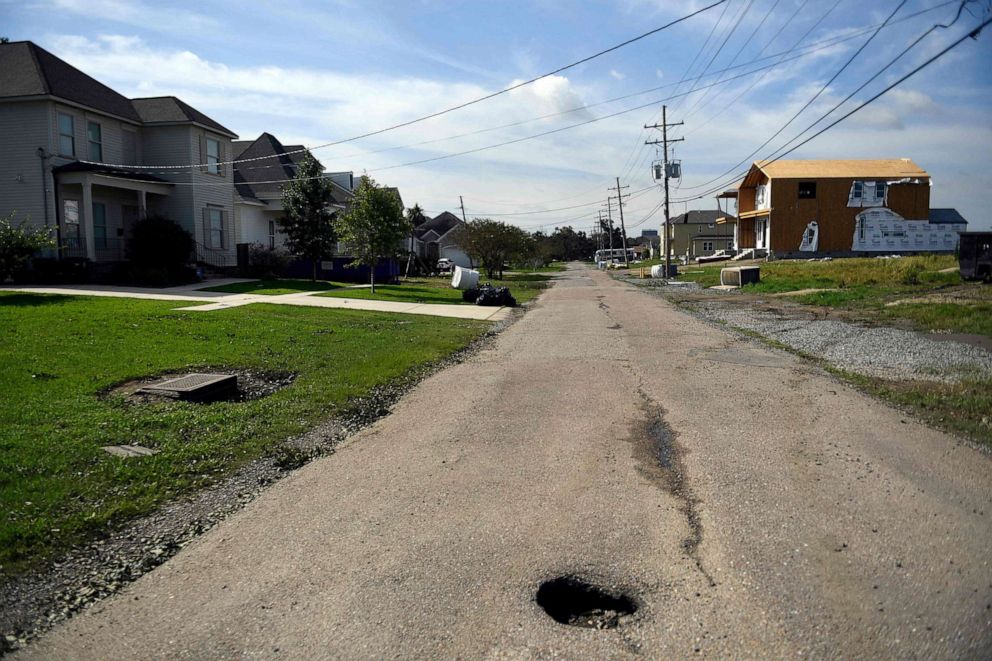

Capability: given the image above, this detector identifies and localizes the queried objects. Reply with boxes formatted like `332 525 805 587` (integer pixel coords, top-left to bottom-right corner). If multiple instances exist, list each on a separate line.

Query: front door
755 217 768 249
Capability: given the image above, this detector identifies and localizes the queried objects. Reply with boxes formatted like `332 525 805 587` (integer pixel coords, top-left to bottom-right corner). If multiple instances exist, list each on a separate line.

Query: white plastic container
451 266 480 290
650 265 665 279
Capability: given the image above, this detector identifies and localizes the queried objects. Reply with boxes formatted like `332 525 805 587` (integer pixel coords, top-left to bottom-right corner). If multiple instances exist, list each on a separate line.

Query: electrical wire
670 12 992 203
79 0 730 171
678 0 911 192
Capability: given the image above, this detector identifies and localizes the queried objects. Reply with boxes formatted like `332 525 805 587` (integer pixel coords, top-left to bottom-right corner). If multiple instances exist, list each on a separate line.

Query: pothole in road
536 576 637 629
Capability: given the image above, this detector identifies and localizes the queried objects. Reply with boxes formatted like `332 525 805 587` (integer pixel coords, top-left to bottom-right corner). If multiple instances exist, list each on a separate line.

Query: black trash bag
475 284 516 307
462 287 480 303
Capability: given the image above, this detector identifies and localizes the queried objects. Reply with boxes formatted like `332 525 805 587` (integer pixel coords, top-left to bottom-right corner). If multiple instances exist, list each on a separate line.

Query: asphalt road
19 264 992 659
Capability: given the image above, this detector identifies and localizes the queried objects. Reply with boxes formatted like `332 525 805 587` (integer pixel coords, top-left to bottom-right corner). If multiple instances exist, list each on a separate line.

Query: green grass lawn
0 293 487 574
674 255 991 337
318 273 552 306
198 279 346 295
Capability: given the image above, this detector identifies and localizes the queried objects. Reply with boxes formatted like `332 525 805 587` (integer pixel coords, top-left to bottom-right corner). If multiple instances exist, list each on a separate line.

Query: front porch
53 163 173 263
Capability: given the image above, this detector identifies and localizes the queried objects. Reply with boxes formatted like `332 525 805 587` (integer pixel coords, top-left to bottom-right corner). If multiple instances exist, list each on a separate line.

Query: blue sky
3 0 991 230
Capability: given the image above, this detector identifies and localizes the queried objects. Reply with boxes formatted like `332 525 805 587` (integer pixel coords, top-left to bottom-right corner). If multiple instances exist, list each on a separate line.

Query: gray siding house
0 41 238 267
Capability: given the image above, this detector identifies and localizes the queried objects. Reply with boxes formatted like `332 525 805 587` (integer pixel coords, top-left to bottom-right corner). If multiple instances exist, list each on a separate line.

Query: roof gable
671 210 727 224
131 96 236 137
414 211 461 240
0 41 142 122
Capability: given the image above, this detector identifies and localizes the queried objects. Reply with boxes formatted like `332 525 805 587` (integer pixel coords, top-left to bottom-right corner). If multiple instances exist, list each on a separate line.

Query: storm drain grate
536 576 637 629
139 373 238 402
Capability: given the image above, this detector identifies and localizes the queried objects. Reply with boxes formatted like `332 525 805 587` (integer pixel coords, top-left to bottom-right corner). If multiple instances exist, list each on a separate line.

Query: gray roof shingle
928 208 968 225
0 41 142 122
415 211 461 240
131 96 236 137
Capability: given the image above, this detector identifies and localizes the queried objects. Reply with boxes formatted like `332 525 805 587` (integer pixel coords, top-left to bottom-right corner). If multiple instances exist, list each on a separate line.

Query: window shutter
199 134 207 174
220 140 226 177
222 209 230 249
202 207 210 247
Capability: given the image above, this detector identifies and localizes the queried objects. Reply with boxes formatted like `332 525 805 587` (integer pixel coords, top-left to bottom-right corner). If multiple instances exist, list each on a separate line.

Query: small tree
404 204 427 277
279 151 336 281
0 212 56 281
458 218 533 279
335 176 410 292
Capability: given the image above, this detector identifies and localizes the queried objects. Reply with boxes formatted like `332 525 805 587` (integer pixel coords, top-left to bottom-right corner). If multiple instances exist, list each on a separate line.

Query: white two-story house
0 41 238 269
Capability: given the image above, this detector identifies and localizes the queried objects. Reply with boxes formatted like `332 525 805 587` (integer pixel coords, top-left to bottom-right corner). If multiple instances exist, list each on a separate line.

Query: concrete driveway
18 264 992 658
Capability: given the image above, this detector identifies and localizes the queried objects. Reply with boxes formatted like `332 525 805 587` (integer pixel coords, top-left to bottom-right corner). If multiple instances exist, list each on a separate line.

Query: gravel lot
621 277 992 383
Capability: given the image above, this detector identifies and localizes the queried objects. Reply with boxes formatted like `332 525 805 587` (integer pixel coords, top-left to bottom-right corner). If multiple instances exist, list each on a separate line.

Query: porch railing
192 241 238 269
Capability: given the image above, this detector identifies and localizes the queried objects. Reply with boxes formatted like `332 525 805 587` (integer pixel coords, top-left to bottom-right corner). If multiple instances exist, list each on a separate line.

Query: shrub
126 215 195 286
247 243 290 278
0 212 56 281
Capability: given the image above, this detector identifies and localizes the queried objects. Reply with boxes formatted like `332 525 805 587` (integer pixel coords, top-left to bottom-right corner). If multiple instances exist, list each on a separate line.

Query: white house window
268 220 276 249
858 217 866 240
206 138 220 174
726 240 734 250
875 181 886 200
853 181 863 200
58 113 75 157
703 241 713 252
87 122 102 161
207 207 223 247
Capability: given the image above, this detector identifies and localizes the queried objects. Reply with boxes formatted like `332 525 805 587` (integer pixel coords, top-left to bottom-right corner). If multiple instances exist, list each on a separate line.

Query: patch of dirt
0 310 522 656
101 369 296 404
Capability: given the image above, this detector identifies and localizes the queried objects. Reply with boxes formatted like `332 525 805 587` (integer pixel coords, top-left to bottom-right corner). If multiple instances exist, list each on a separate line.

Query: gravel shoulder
618 274 992 380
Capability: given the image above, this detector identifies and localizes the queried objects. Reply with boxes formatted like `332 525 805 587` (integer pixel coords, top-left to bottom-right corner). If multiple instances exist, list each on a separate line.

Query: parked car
436 258 455 273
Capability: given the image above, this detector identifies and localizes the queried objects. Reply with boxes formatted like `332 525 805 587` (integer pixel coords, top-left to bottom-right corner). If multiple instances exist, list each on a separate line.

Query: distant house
0 41 238 268
232 132 353 251
659 210 736 260
735 159 967 257
412 211 471 268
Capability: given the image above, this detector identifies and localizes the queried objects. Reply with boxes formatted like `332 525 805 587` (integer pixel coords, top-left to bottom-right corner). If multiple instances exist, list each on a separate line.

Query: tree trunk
312 259 318 282
370 263 376 293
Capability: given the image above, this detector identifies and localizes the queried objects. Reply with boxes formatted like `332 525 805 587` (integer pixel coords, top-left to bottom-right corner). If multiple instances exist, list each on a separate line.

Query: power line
671 12 992 203
80 0 730 171
678 0 911 193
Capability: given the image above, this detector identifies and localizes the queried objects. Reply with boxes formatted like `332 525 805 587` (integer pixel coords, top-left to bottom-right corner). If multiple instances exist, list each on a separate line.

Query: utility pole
459 196 468 223
608 177 631 267
602 199 615 257
646 105 684 278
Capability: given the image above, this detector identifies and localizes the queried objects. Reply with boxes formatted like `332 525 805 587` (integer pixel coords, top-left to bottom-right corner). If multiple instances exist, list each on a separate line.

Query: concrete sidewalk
0 282 511 321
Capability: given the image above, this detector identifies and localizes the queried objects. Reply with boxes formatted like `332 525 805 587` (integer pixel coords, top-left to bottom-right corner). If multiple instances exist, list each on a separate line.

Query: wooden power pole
645 105 683 278
608 177 631 267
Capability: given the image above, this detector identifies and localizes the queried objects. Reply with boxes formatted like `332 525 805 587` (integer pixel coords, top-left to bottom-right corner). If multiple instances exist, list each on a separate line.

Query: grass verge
0 292 488 575
725 323 992 449
198 279 346 295
678 255 991 338
318 273 551 305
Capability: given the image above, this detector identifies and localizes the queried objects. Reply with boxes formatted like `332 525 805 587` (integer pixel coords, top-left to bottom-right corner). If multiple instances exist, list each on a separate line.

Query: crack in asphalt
632 385 716 588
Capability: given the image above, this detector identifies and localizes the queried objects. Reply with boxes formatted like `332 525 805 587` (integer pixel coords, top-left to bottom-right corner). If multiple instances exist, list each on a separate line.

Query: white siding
0 101 55 229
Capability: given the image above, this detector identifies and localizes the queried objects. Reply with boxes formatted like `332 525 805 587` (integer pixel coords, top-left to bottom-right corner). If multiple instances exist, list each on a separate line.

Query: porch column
81 180 96 261
138 190 147 218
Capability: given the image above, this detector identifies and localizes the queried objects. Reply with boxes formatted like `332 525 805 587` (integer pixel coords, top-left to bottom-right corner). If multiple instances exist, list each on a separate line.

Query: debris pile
462 284 517 307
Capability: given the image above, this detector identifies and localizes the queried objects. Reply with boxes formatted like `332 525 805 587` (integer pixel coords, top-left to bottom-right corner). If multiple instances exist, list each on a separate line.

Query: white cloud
610 69 626 81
